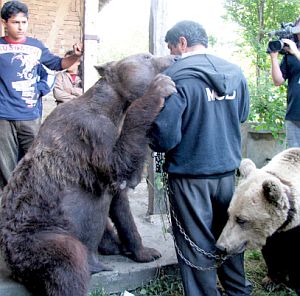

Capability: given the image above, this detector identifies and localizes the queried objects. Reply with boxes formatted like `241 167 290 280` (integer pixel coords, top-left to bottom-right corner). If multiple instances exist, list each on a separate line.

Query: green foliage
89 287 109 296
224 0 300 64
89 253 297 295
224 0 300 139
245 250 297 296
89 271 183 296
248 75 286 139
223 0 299 76
135 271 184 296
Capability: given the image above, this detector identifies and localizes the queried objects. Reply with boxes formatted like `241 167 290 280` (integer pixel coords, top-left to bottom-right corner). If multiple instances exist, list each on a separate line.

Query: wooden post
82 0 100 92
149 0 169 56
147 0 169 215
0 0 3 36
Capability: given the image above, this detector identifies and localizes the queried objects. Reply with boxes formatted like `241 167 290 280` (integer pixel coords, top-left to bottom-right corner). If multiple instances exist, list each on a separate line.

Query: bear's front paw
262 275 284 292
128 247 162 262
146 74 176 100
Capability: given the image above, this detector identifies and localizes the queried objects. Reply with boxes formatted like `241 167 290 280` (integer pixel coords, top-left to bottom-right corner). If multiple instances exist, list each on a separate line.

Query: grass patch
88 270 183 296
245 250 296 296
134 271 184 296
89 250 297 295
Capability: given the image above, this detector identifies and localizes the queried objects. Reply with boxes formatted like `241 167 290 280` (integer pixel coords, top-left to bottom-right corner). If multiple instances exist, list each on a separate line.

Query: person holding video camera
269 17 300 147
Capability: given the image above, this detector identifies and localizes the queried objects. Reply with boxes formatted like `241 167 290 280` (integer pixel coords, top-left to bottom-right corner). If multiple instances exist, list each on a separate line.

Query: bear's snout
215 243 227 253
216 239 247 255
215 244 228 257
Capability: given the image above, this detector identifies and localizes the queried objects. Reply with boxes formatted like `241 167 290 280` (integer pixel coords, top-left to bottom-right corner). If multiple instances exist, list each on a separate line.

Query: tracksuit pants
168 174 252 296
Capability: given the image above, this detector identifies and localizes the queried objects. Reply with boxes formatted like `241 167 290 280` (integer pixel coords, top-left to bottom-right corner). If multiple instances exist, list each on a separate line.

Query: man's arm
269 52 285 86
149 91 186 152
61 43 83 69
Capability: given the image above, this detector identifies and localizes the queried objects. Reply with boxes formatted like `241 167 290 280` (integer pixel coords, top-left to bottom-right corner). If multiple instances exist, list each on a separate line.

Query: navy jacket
149 53 249 177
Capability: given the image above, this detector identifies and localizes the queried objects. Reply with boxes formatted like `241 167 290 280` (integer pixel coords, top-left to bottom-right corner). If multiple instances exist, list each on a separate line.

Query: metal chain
170 207 226 260
174 241 221 271
153 152 229 271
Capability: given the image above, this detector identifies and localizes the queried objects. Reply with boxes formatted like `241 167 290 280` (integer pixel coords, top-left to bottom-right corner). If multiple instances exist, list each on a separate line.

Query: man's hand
73 43 83 57
269 51 279 59
61 43 83 70
282 38 300 60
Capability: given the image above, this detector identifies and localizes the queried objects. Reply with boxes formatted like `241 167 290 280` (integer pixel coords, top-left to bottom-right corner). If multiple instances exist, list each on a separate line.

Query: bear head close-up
216 148 300 254
95 53 176 103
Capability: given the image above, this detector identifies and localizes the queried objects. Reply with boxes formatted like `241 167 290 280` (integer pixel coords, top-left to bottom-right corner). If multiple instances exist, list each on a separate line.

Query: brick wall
1 0 83 56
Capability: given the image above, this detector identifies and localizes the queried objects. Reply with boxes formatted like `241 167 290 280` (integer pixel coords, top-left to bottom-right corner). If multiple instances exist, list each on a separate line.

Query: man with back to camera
0 0 83 191
148 20 252 296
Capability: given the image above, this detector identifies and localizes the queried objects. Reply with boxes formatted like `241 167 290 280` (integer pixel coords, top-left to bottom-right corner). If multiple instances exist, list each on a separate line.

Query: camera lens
268 40 284 52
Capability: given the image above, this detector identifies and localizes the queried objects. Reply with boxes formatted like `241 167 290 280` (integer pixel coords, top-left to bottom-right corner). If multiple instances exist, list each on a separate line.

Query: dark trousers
168 175 252 296
0 119 41 190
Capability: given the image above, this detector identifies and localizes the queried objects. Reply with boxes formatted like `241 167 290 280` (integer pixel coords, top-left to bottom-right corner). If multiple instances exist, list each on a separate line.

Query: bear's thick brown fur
0 53 176 296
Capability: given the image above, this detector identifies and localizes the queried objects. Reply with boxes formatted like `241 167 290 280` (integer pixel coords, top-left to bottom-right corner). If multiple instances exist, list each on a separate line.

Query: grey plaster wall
241 123 286 168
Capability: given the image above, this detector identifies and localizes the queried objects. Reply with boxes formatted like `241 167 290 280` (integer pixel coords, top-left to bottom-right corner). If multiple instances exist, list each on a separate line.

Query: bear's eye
235 216 247 226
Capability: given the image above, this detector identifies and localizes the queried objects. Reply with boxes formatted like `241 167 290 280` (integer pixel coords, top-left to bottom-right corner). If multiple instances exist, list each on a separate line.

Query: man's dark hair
165 20 208 48
1 1 28 21
65 50 74 57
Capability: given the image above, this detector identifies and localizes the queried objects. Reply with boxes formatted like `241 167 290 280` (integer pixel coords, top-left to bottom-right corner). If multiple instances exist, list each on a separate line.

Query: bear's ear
262 179 282 206
239 158 256 178
94 61 117 78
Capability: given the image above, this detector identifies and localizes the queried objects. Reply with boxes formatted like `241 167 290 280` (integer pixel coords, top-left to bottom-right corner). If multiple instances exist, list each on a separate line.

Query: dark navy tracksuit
149 53 252 296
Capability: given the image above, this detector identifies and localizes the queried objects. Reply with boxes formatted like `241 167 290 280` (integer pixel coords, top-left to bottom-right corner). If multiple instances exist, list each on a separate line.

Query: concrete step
0 259 178 296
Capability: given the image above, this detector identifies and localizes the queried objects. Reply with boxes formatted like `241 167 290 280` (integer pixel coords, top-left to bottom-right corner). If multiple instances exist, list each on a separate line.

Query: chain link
170 207 226 261
174 241 222 271
153 152 229 271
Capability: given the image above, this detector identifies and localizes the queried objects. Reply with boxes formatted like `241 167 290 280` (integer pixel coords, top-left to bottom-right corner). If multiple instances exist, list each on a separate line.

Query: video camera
267 22 300 54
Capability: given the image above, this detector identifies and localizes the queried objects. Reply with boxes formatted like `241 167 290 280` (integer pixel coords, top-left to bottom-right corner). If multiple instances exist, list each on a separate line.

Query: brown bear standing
0 53 176 296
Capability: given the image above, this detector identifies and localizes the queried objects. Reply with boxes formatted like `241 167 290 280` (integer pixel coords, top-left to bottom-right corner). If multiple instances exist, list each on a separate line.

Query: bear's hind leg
8 233 90 296
62 187 113 274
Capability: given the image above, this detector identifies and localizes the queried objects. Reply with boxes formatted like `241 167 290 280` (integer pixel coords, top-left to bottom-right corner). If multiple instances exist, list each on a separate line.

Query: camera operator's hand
282 38 300 60
269 51 279 59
